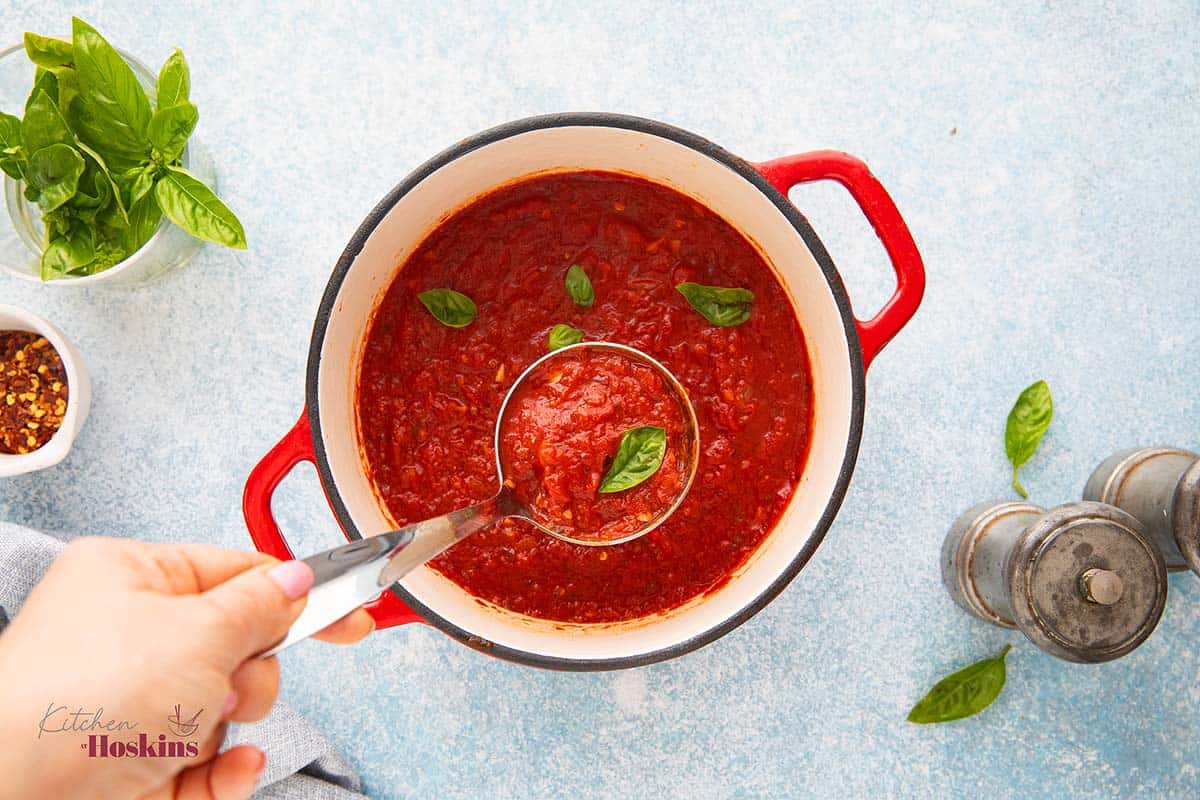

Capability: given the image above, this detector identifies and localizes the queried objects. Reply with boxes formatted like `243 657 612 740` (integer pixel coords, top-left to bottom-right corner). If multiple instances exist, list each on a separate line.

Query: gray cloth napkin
0 522 368 800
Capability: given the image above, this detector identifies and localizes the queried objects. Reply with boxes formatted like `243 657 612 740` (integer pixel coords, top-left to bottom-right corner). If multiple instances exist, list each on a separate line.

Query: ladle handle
259 496 505 657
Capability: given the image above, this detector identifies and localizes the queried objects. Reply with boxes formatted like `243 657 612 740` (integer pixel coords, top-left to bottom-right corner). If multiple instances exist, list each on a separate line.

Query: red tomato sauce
357 171 813 623
498 347 693 543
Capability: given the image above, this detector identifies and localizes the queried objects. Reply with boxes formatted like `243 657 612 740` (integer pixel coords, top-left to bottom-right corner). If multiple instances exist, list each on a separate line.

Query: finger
200 560 314 665
195 721 229 764
175 745 265 800
311 607 375 644
145 543 278 595
225 658 280 723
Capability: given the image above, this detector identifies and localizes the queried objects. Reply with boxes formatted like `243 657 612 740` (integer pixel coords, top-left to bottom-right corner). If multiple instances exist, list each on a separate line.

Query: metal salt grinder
1083 447 1200 575
942 500 1167 663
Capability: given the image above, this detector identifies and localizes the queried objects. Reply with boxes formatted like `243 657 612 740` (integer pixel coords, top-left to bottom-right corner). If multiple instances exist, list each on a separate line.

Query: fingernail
255 748 267 778
266 560 313 600
221 691 238 717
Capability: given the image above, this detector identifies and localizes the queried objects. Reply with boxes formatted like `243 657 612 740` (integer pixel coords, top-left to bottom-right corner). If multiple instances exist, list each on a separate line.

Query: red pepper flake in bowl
0 331 69 455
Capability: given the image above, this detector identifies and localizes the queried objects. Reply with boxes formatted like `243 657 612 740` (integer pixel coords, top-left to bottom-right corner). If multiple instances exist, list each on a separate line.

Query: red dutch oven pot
244 113 924 670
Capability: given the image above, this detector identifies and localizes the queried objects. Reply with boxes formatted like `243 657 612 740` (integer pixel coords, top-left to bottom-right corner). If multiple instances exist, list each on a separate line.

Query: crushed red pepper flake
0 331 69 455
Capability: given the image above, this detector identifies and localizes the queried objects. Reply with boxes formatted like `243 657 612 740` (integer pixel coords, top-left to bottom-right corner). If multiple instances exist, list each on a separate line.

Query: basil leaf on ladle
599 426 667 493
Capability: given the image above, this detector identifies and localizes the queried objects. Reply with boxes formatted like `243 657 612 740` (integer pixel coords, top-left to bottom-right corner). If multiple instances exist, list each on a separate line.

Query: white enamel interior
315 125 856 662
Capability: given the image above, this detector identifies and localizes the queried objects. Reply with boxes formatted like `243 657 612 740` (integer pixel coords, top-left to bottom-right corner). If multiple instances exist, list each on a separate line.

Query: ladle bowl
262 341 698 655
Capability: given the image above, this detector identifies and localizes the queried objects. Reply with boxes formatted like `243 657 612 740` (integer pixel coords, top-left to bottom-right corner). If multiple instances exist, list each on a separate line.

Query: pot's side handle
243 410 423 630
754 151 925 370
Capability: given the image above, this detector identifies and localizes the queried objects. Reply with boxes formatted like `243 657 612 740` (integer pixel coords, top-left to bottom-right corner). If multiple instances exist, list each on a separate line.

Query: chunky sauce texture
357 171 813 622
499 348 691 542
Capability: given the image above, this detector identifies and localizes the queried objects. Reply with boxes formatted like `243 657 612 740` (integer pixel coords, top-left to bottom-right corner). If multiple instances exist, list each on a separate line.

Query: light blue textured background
2 2 1199 797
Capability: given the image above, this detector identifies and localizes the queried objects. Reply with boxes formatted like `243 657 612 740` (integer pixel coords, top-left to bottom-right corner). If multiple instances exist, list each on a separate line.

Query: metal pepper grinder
942 500 1167 663
1083 447 1200 575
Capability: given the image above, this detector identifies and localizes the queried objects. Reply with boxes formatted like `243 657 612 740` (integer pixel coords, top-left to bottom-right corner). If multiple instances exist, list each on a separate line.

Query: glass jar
0 39 216 287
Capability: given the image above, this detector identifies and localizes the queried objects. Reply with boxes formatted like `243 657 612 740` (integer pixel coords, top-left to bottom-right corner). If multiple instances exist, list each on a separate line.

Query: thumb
200 560 314 663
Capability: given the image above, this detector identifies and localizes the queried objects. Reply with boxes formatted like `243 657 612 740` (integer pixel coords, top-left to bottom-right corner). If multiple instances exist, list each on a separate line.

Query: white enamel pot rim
287 112 922 671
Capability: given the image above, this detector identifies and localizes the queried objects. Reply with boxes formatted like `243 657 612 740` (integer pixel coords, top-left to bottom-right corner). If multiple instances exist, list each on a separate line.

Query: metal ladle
262 342 699 655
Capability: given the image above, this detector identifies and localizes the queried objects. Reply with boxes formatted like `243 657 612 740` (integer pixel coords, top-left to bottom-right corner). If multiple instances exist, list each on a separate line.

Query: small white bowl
0 305 91 477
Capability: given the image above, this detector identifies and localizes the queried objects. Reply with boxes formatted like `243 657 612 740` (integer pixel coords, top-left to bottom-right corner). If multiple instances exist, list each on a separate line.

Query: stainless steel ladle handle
260 495 511 657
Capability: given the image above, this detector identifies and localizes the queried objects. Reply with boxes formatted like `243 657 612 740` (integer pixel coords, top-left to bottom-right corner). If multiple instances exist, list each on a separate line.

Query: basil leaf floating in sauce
907 645 1012 724
565 264 594 308
1005 380 1053 498
547 323 583 351
418 288 477 328
599 426 667 494
675 282 754 327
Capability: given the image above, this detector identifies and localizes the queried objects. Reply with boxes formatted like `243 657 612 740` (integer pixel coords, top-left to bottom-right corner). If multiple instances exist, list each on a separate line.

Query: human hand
0 536 373 800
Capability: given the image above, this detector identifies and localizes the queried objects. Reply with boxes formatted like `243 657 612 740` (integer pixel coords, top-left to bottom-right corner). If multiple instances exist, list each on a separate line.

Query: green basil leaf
75 141 128 225
24 33 74 68
153 165 246 249
70 17 152 167
418 288 477 328
599 426 667 494
147 101 197 162
128 164 156 207
156 48 189 108
122 191 162 254
0 112 21 149
0 158 23 180
41 225 96 281
28 69 60 108
0 113 22 179
1005 380 1053 498
547 323 583 351
27 144 85 212
907 645 1012 724
22 88 73 153
565 264 594 308
84 236 127 274
676 282 754 327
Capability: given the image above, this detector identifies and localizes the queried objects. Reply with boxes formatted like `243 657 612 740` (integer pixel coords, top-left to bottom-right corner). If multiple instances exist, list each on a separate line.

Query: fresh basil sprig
676 282 754 326
419 288 477 328
1005 380 1053 498
907 645 1012 724
547 323 582 351
599 426 667 494
0 17 246 281
565 264 594 308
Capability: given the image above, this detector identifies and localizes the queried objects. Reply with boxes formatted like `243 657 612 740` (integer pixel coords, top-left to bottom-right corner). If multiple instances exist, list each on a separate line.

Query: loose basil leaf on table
547 323 583 351
599 426 667 494
26 143 85 211
676 282 754 326
1005 380 1053 498
147 101 198 162
70 16 152 169
156 48 190 108
565 264 594 308
23 33 74 68
418 288 477 328
154 165 247 248
907 645 1012 724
